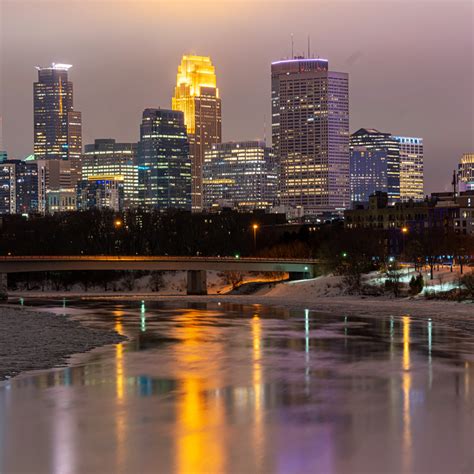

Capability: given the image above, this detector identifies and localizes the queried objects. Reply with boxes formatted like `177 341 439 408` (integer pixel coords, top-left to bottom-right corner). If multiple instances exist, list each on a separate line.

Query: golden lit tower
172 55 222 212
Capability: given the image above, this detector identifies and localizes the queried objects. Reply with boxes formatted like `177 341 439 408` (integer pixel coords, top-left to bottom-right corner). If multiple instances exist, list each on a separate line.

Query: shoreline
0 306 126 381
8 287 474 321
2 282 473 382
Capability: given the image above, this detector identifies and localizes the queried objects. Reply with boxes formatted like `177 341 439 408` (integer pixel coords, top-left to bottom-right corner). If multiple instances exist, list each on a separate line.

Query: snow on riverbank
0 306 126 381
11 270 286 296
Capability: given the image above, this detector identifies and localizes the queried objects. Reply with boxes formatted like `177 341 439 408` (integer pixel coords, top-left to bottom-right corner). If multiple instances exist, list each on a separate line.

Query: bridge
0 256 319 296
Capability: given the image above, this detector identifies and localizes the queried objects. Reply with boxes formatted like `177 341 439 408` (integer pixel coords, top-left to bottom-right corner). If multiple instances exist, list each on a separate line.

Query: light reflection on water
0 300 473 473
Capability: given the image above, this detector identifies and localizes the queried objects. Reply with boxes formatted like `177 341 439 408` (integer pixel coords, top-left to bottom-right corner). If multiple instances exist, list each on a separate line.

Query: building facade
33 63 82 170
77 176 124 211
271 57 349 216
0 162 17 214
394 135 424 201
203 141 278 210
0 160 39 214
36 159 76 213
350 128 400 205
344 190 474 235
137 108 191 210
82 139 138 209
172 55 222 212
458 153 474 191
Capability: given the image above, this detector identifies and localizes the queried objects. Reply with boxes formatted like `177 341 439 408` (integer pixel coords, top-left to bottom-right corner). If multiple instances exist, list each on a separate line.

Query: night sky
1 0 472 192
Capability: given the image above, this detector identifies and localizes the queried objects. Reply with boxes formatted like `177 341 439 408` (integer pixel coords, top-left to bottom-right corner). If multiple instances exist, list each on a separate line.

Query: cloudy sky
1 0 472 192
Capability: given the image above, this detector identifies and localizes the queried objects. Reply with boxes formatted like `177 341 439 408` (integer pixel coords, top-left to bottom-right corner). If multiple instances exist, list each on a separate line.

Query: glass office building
33 63 82 165
394 135 424 202
350 128 401 205
203 141 277 210
271 57 349 215
137 108 191 210
82 139 138 209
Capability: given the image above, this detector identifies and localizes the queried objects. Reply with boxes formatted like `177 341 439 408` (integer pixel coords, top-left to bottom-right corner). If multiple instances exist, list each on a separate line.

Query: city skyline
1 0 472 194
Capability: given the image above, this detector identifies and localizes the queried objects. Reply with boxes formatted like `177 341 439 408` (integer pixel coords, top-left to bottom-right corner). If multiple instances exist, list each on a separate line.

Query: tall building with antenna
172 55 222 212
33 63 82 164
271 56 349 216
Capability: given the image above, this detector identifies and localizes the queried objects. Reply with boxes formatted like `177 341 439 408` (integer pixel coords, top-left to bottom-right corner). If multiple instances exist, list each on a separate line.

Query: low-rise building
77 176 124 211
344 191 468 233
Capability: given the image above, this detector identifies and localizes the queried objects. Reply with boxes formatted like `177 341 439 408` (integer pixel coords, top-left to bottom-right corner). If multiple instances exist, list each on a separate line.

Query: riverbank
4 274 474 381
0 306 126 381
11 278 474 322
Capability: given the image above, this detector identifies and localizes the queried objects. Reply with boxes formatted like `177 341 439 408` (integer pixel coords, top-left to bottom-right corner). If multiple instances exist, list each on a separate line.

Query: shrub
409 274 424 296
460 273 474 298
150 271 164 292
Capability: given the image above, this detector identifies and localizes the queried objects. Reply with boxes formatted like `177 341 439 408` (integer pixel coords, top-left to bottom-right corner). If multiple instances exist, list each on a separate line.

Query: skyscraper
0 160 39 215
172 55 222 212
203 141 278 210
350 128 400 205
137 108 191 210
271 57 349 216
458 153 474 191
33 63 82 168
394 136 424 202
82 139 139 209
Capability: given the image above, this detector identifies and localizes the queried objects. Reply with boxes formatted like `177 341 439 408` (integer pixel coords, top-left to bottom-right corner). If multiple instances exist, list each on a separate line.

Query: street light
114 219 123 229
252 223 259 250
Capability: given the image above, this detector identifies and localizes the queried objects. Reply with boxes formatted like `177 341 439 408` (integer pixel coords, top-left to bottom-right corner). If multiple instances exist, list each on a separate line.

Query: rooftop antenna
307 35 311 58
263 114 267 145
291 33 294 58
452 169 458 201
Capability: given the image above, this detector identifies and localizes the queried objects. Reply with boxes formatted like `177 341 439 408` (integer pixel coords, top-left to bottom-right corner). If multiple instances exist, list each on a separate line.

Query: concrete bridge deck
0 256 320 296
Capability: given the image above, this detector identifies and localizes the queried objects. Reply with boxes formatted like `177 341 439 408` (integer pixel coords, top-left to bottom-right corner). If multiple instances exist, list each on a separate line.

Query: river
0 299 473 473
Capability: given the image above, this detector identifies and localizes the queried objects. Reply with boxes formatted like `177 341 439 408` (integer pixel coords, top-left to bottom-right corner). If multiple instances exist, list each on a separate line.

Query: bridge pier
187 270 208 295
0 273 7 300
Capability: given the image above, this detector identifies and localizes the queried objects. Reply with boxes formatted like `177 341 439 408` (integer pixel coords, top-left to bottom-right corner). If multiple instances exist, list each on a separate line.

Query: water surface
1 300 473 473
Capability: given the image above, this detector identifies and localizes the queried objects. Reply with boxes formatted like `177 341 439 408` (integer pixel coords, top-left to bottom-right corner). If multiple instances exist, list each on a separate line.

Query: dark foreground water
1 300 473 473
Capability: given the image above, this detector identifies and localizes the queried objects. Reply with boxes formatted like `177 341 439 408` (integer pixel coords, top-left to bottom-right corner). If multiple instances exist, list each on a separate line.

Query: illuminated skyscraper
350 128 400 205
137 108 191 210
394 135 424 202
33 63 82 168
0 160 39 214
271 57 349 216
203 141 278 210
172 55 222 212
82 139 139 209
458 153 474 191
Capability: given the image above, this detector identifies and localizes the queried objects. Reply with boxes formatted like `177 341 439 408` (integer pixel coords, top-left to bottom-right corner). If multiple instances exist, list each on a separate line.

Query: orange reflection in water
401 316 412 472
252 314 264 470
175 310 225 474
114 311 126 471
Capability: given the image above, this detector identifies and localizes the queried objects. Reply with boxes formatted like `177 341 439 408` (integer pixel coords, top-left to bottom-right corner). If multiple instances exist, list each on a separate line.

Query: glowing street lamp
252 224 259 250
401 227 408 258
114 219 123 229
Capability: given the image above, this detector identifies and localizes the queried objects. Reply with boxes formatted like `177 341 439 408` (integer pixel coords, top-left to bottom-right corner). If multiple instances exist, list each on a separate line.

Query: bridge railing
0 255 320 264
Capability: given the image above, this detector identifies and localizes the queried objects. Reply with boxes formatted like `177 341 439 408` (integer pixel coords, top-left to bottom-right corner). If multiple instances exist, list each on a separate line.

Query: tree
409 274 424 295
